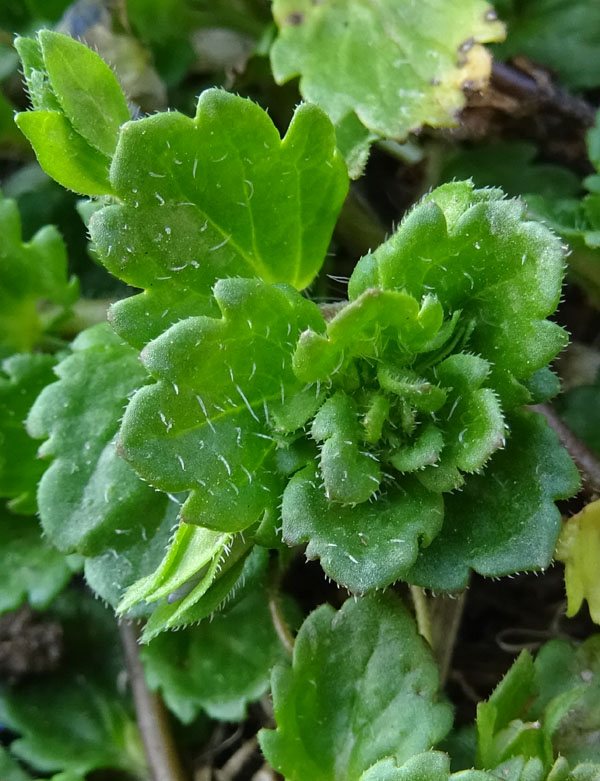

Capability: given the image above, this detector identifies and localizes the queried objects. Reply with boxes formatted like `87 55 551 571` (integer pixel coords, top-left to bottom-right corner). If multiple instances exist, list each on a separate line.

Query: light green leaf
37 30 130 157
270 0 505 172
142 582 291 722
0 353 56 513
0 193 77 355
26 323 170 555
0 506 73 615
260 593 453 781
407 411 580 590
555 499 600 626
118 278 325 531
360 752 494 781
89 89 347 346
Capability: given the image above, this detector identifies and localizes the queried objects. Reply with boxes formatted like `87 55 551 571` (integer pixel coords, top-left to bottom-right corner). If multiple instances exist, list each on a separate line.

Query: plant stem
530 403 600 497
410 585 433 647
267 556 295 657
429 590 468 686
119 621 187 781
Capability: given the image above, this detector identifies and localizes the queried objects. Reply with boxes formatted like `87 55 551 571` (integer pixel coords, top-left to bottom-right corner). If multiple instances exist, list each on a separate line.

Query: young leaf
0 193 77 356
0 506 73 615
0 591 146 778
556 500 600 625
259 593 453 781
89 89 347 346
26 323 170 556
14 30 129 194
118 278 325 532
270 0 505 173
360 752 494 781
142 583 292 722
282 182 574 592
0 353 56 513
406 411 580 590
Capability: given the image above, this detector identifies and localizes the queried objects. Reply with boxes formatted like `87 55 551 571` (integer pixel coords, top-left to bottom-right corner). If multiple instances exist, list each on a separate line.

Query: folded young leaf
270 0 505 173
26 323 170 555
142 582 292 722
0 506 73 615
15 30 129 194
0 193 77 356
89 88 347 346
556 500 600 626
0 353 56 513
259 593 453 781
118 278 325 531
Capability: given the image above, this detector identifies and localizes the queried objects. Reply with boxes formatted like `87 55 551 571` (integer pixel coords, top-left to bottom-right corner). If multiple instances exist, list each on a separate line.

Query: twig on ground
119 621 187 781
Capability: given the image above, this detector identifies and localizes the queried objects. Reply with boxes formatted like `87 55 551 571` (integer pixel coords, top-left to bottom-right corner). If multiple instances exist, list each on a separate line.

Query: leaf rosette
281 182 577 591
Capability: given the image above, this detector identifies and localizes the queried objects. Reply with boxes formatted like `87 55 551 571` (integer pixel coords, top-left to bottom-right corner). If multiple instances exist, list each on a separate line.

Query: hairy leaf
259 593 453 781
118 278 325 531
556 500 600 626
142 583 291 722
0 353 56 513
406 411 579 590
0 507 73 615
15 30 129 194
89 88 347 346
270 0 504 172
26 323 170 555
283 182 572 592
0 193 77 356
360 752 493 781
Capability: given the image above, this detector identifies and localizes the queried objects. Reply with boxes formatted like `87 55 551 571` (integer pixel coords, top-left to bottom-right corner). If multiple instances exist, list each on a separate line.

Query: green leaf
0 353 56 513
360 752 493 781
556 500 600 625
0 591 145 778
270 0 505 172
15 111 114 196
142 583 291 722
0 193 77 355
493 0 600 90
406 411 580 590
14 31 129 195
259 593 453 781
83 500 179 612
26 323 170 556
558 380 600 456
0 505 72 615
36 30 130 157
0 747 31 781
89 89 347 346
118 278 325 531
282 466 443 593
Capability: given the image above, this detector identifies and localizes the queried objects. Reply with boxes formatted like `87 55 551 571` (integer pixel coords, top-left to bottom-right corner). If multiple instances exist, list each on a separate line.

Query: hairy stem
530 403 600 497
119 621 187 781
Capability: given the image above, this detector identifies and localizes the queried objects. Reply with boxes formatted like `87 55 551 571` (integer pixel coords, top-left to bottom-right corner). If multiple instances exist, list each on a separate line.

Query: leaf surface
89 89 347 346
118 278 325 531
0 507 73 615
26 323 170 555
259 593 453 781
0 353 56 513
556 500 600 625
0 193 77 355
270 0 504 172
142 584 291 722
406 411 579 590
